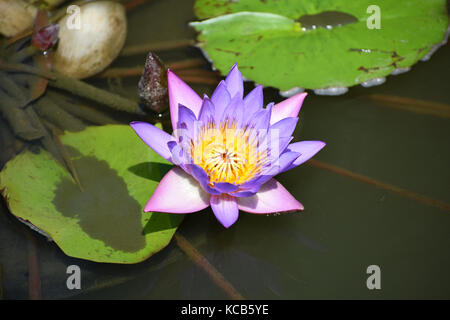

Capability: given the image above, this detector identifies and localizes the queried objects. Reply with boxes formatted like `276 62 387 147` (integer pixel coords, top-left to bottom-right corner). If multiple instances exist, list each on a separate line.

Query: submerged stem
34 96 86 132
120 39 194 56
0 60 144 114
364 94 450 118
47 90 119 125
174 233 245 300
26 232 41 300
0 90 44 141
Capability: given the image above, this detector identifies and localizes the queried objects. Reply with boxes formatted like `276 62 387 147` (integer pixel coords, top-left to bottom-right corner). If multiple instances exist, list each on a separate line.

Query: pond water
0 0 449 299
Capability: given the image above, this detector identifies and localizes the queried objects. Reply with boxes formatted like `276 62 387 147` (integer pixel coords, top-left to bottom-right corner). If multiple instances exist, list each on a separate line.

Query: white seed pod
0 0 37 37
53 1 127 79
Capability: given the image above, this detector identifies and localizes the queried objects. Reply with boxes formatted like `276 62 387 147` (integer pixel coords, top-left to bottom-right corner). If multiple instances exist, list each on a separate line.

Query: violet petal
210 194 239 228
283 141 326 172
214 182 239 194
269 117 299 139
198 97 216 124
224 63 244 100
186 164 221 195
211 80 231 121
130 121 175 162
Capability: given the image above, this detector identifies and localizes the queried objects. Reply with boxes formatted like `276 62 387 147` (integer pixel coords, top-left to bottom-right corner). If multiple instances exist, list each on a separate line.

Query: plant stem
98 67 143 78
44 122 83 191
174 233 245 300
178 76 221 85
364 94 450 118
0 118 17 165
0 60 144 114
176 69 219 77
0 60 55 79
47 90 120 125
34 96 86 132
167 59 207 70
0 90 44 141
97 66 220 85
9 46 39 63
26 232 41 300
308 159 450 212
50 74 143 114
120 39 195 56
24 106 63 162
97 59 208 78
0 264 3 299
0 72 29 107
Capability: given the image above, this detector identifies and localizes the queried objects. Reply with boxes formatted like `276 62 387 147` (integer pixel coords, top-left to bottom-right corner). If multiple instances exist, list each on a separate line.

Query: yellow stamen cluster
190 120 269 186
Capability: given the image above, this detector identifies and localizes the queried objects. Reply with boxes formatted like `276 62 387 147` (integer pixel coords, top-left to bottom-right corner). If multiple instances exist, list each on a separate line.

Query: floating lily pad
0 125 182 264
191 0 449 91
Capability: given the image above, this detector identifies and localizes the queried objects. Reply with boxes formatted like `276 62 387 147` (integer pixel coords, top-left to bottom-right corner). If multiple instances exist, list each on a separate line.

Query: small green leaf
192 0 449 91
0 125 182 264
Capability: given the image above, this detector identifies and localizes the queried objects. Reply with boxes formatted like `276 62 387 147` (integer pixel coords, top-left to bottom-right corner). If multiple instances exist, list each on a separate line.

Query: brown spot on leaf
214 48 241 56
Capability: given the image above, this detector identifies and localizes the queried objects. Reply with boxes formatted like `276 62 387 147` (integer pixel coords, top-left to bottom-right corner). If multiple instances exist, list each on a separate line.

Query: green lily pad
191 0 449 91
0 125 182 264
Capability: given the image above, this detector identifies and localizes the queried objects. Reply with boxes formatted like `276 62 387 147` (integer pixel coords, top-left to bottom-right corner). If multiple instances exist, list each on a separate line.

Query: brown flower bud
138 52 169 114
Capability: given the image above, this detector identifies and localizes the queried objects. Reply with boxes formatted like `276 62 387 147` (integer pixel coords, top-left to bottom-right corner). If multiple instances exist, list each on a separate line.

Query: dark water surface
0 0 449 299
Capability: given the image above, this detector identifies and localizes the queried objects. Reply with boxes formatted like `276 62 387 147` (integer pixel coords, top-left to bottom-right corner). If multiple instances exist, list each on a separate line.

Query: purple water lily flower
130 64 325 228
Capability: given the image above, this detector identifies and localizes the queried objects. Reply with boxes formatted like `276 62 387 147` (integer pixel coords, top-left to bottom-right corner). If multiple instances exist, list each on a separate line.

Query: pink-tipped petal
145 167 210 213
130 121 175 162
270 92 307 125
167 70 203 132
237 179 303 214
210 194 239 228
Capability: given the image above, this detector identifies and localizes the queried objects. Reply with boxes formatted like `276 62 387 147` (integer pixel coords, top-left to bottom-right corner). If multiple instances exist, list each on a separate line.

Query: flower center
190 121 269 185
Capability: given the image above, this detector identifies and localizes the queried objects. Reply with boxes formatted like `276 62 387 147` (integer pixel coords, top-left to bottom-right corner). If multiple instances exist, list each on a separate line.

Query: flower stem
364 94 450 118
34 95 86 132
0 90 44 141
308 159 450 211
9 46 39 63
26 232 41 300
0 118 18 165
97 66 220 86
44 122 84 191
167 59 208 70
49 74 144 114
0 264 3 299
177 75 221 85
47 90 120 125
98 67 143 78
0 59 55 79
97 59 208 78
0 72 29 106
120 39 195 56
174 233 245 300
0 60 144 114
